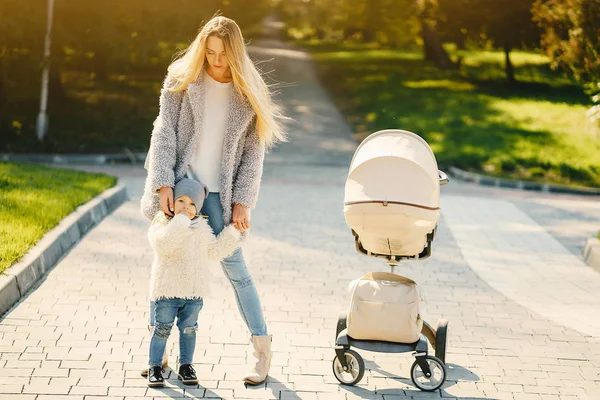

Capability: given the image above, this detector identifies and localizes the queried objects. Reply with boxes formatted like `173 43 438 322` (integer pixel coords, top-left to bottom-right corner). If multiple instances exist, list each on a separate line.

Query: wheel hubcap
335 355 359 383
414 360 443 389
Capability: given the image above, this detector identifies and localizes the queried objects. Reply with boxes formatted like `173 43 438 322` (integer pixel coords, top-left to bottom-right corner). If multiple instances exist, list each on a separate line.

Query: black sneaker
147 366 165 387
140 359 168 377
177 364 198 385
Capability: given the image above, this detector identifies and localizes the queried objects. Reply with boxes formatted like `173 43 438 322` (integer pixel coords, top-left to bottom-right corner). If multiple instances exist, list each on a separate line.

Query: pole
36 0 55 141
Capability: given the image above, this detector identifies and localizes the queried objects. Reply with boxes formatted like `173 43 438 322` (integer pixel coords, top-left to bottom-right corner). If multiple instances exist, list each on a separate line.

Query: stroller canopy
344 130 441 258
345 130 440 209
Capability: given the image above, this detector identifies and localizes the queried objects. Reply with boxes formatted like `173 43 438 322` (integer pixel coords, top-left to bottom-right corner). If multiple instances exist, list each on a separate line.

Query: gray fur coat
140 71 265 226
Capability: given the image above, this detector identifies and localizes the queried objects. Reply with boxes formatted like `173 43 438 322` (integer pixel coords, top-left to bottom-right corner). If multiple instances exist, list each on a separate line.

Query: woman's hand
232 203 250 232
159 186 174 216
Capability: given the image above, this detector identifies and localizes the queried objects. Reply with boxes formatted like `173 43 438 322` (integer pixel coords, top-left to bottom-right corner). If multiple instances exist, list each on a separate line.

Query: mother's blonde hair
166 16 285 148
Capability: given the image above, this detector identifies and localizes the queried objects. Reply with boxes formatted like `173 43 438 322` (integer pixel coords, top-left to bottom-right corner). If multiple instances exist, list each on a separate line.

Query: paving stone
0 385 24 394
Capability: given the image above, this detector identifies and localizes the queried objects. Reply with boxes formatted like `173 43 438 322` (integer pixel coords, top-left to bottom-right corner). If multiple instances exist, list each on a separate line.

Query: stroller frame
332 170 450 392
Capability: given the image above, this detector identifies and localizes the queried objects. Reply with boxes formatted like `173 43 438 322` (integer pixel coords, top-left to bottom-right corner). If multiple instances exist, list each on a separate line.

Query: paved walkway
2 40 600 400
441 182 600 260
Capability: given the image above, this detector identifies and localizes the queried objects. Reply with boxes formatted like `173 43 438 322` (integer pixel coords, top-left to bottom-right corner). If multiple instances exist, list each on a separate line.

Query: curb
1 152 147 165
0 184 129 317
447 166 600 197
584 237 600 272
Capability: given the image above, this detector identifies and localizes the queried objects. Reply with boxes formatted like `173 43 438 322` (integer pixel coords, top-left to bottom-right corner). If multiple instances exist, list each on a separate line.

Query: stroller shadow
371 361 479 389
369 361 479 387
341 386 494 400
338 361 488 400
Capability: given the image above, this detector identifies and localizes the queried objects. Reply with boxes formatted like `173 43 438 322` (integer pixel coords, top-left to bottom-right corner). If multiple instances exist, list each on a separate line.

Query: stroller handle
438 170 449 186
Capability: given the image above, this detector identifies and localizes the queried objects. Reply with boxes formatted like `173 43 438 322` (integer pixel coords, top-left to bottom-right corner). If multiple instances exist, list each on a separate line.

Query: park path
1 39 599 400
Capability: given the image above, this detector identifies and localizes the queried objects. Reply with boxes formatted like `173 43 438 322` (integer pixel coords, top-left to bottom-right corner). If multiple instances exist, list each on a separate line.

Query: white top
188 70 232 192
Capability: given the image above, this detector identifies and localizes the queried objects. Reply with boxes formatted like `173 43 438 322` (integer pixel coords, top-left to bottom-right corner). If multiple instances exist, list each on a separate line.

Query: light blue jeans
202 193 268 336
149 298 203 366
148 193 267 340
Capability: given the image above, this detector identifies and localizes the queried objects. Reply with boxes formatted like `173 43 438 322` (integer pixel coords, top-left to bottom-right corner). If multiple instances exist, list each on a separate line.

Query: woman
140 15 285 385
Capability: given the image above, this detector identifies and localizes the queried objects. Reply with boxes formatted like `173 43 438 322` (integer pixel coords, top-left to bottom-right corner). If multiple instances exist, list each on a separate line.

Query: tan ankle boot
243 335 272 385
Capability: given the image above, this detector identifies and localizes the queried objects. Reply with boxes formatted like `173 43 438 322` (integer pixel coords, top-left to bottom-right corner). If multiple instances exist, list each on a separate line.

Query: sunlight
403 79 476 91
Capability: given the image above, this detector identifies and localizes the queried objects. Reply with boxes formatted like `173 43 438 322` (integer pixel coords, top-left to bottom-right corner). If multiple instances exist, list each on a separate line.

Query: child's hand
171 213 192 225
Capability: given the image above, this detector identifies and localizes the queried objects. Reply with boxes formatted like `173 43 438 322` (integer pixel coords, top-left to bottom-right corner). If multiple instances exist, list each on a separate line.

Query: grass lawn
302 41 600 188
0 162 117 274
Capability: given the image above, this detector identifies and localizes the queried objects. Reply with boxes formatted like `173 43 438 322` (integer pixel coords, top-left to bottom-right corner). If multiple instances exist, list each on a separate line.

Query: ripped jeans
149 298 203 366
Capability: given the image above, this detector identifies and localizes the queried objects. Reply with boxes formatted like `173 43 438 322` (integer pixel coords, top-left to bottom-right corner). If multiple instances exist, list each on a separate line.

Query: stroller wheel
410 355 446 391
332 349 365 386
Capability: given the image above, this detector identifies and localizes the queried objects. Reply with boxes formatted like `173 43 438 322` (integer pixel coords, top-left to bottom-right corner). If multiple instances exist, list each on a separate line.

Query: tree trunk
456 33 467 50
343 27 356 40
421 17 453 69
422 19 436 62
419 0 452 68
0 57 5 113
49 65 66 102
362 29 375 42
93 52 108 81
504 43 515 83
315 27 326 40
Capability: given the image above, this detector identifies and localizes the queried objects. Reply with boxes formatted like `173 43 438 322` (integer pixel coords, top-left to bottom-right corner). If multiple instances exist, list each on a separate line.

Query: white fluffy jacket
148 213 241 301
140 71 266 226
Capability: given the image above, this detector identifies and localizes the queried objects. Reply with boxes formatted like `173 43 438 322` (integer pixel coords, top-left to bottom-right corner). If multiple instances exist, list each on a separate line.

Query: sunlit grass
0 163 117 273
304 43 600 187
403 80 477 91
458 50 549 66
312 49 422 62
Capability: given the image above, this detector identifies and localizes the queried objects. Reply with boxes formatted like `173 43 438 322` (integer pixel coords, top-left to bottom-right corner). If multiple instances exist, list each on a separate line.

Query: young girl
146 178 240 387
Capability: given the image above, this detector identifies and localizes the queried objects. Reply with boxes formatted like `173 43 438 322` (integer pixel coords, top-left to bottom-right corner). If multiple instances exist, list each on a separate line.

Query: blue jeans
202 192 267 336
149 298 203 366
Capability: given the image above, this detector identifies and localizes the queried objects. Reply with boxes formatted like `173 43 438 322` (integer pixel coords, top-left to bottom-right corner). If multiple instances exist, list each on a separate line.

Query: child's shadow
144 367 207 399
147 368 300 399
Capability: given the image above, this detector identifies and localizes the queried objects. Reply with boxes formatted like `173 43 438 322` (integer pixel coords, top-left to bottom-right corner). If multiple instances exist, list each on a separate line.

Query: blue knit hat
174 178 208 214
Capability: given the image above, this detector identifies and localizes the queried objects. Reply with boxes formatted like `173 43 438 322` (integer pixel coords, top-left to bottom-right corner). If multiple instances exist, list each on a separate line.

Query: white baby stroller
333 129 450 392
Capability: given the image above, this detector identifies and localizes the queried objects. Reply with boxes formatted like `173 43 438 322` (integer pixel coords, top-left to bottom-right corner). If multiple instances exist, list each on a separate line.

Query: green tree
439 0 538 82
532 0 600 125
0 0 46 106
50 0 272 80
278 0 419 46
486 0 538 83
437 0 473 49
